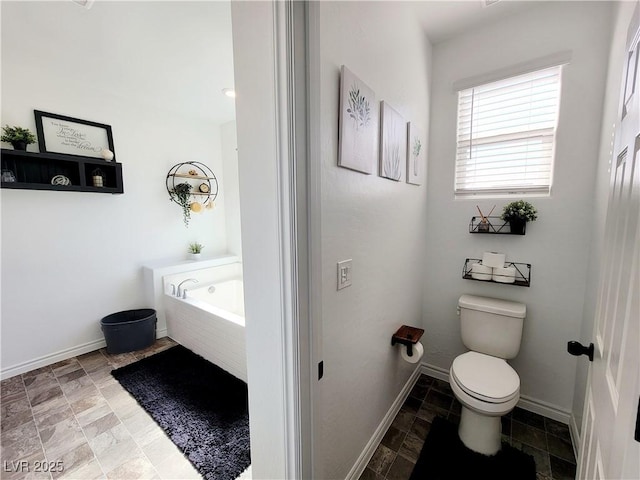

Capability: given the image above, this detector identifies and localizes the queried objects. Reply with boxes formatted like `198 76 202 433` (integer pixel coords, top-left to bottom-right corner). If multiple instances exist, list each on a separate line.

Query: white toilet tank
458 295 526 359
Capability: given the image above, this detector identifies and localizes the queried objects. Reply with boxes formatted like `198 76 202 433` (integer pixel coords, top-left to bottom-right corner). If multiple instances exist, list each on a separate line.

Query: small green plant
1 125 36 145
188 242 204 254
501 200 538 223
171 182 193 227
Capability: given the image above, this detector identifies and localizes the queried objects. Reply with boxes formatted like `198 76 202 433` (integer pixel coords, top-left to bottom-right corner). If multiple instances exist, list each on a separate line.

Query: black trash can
100 309 157 354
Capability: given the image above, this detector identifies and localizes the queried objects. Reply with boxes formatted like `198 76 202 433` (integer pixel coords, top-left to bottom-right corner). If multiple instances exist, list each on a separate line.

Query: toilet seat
451 351 519 404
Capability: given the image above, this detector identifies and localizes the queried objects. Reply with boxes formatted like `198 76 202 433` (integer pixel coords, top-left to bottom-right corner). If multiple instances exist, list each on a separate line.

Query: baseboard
1 329 169 380
1 338 107 380
420 361 572 424
518 395 571 424
569 413 581 460
420 362 449 382
346 366 422 480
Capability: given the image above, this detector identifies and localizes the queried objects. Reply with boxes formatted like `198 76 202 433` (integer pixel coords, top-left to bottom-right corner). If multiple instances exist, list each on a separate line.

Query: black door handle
567 341 594 361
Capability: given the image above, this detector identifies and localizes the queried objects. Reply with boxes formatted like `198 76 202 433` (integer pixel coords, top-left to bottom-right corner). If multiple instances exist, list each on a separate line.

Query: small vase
509 219 526 235
188 253 201 261
11 141 27 151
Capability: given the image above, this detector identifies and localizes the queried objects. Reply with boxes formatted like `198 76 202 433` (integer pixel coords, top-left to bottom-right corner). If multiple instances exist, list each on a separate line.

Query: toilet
450 294 526 455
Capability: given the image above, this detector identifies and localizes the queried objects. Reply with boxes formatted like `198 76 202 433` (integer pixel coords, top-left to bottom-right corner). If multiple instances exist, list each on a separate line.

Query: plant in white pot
188 242 204 260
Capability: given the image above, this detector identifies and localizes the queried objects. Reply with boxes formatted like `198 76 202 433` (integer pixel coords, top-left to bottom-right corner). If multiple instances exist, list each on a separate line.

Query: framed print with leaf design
338 66 378 174
34 110 115 160
406 122 424 185
379 101 406 182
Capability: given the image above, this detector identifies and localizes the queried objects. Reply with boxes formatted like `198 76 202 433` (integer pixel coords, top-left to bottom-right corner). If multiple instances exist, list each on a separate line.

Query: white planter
188 253 202 261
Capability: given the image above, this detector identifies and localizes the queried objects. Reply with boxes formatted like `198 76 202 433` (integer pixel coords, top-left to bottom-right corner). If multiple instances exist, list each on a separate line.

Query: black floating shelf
469 216 525 235
462 258 531 287
1 149 123 194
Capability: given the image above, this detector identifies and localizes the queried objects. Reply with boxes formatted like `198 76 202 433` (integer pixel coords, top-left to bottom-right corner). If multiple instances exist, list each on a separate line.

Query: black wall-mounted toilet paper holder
391 325 425 357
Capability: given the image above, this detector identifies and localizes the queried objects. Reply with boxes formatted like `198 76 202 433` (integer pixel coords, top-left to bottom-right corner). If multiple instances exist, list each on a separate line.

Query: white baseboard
518 395 571 424
569 413 581 460
346 366 422 480
420 362 449 382
420 361 572 425
1 328 169 380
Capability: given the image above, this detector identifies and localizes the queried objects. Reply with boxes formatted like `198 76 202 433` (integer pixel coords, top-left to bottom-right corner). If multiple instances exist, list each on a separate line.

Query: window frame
453 64 565 199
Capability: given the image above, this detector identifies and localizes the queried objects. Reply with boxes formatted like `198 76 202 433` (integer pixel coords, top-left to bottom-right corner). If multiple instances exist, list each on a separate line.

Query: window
455 66 562 197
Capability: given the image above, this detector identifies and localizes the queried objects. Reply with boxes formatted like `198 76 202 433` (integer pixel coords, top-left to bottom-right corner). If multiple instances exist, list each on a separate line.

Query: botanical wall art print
379 101 406 182
338 66 378 174
406 122 424 185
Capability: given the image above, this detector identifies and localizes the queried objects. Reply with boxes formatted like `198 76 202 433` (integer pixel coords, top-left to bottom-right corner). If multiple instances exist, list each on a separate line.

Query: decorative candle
92 168 104 187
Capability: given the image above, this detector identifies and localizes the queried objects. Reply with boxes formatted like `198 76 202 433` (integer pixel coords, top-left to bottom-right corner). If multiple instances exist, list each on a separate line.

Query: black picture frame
34 110 116 161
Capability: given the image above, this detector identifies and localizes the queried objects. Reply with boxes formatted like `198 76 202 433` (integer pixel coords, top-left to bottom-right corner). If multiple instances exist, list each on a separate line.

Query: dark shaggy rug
409 416 536 480
111 345 250 480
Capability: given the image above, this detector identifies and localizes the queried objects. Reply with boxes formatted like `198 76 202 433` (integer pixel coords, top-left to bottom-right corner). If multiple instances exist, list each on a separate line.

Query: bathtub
163 265 247 382
187 279 245 321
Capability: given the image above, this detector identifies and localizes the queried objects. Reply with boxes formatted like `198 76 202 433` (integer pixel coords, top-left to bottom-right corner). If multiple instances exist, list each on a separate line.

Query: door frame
231 1 318 478
575 1 640 477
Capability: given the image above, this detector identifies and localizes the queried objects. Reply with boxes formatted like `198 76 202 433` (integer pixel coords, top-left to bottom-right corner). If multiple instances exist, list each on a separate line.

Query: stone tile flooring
360 374 577 480
0 338 252 480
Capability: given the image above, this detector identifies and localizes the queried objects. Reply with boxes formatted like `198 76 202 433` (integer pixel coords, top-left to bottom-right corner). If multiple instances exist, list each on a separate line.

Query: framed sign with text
34 110 115 160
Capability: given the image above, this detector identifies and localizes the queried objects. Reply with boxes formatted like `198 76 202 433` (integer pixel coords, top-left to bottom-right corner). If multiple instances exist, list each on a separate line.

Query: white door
577 4 640 479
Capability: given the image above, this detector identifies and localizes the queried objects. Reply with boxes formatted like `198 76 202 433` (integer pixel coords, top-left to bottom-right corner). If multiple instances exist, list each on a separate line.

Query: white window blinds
455 66 562 197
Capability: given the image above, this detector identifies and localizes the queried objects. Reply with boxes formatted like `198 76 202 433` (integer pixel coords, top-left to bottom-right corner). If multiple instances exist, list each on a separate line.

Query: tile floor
1 338 252 480
360 374 577 480
2 347 576 480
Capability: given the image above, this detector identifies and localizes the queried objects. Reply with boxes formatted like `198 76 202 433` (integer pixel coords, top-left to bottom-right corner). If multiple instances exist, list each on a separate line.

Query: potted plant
1 125 37 151
501 200 538 234
188 242 204 260
171 182 192 227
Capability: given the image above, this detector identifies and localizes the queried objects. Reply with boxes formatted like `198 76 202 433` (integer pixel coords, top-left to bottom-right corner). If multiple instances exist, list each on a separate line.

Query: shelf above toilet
469 216 526 235
462 258 531 287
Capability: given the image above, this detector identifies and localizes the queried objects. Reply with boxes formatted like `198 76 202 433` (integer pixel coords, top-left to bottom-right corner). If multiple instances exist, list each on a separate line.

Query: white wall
571 0 638 436
1 2 230 374
318 3 431 478
221 121 242 259
424 1 613 414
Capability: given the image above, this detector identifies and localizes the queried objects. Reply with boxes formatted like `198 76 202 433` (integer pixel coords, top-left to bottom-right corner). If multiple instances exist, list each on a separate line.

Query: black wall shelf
462 258 531 287
1 149 123 194
469 216 526 235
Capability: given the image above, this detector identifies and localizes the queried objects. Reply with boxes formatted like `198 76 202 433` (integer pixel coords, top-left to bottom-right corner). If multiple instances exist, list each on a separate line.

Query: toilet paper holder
391 325 425 357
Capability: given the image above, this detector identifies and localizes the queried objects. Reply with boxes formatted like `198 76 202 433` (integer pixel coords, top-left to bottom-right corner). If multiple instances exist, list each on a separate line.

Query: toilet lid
452 351 519 403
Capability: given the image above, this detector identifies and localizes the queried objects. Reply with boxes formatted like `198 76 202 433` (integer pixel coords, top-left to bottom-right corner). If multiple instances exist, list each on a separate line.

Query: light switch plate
337 259 352 290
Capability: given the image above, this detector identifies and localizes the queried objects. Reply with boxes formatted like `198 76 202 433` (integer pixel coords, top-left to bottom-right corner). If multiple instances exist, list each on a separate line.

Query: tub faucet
177 278 198 297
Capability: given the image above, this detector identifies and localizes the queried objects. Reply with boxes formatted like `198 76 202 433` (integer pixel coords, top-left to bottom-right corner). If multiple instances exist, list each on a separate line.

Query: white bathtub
163 266 247 382
187 279 245 321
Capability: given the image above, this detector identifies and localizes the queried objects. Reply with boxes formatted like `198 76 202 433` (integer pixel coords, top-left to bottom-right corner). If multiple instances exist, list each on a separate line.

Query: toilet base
458 406 502 455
